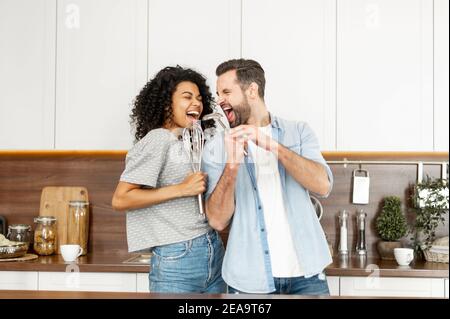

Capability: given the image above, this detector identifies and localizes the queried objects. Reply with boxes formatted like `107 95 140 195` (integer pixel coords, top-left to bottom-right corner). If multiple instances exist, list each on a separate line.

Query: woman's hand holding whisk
178 172 208 197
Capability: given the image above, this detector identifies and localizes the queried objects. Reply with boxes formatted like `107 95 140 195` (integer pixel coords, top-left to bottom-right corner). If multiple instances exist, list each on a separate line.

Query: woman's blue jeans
149 229 226 293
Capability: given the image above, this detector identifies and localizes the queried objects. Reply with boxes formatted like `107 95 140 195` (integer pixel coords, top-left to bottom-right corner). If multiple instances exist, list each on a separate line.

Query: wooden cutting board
39 187 89 254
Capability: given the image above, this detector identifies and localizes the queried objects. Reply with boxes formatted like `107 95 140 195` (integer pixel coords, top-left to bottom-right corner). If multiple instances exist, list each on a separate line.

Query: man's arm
204 133 245 231
230 123 331 197
276 144 330 196
205 164 239 231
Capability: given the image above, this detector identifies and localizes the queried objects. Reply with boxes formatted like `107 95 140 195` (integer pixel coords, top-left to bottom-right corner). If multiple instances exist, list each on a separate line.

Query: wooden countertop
0 253 146 273
325 255 449 278
1 150 448 160
0 253 448 278
0 289 418 299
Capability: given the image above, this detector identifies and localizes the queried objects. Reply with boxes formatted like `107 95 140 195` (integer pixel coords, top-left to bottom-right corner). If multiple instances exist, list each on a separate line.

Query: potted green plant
375 196 408 260
411 176 449 260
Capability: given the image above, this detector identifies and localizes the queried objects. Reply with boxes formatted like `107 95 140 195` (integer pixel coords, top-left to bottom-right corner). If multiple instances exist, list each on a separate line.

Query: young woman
112 66 226 293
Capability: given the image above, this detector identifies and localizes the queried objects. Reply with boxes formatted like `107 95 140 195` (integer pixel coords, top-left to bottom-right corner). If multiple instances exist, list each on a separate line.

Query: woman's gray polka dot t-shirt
120 128 210 252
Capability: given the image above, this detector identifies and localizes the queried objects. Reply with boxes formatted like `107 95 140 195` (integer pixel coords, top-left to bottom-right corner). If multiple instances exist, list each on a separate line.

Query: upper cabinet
55 0 147 149
0 0 447 151
241 0 336 150
337 0 434 151
147 0 241 94
0 0 56 149
434 0 449 151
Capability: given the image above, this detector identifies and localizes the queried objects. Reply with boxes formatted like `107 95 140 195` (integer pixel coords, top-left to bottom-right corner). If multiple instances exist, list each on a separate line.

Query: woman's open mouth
186 110 200 122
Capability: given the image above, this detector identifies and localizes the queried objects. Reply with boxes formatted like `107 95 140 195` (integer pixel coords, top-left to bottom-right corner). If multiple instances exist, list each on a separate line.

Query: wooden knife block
39 187 89 254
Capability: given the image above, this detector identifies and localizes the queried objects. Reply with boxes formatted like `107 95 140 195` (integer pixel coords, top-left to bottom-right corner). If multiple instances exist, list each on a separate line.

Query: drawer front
340 276 445 297
445 279 449 299
327 276 340 296
0 271 38 290
136 273 149 292
38 271 136 292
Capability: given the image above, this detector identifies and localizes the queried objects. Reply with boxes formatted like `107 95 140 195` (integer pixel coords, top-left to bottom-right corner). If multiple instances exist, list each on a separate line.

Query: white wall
0 0 448 151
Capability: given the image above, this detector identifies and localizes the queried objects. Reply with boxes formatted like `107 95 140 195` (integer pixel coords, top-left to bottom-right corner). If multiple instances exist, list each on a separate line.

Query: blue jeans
228 273 330 295
149 229 226 293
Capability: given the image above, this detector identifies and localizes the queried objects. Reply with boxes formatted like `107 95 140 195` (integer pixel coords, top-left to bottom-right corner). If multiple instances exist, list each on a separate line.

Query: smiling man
201 59 334 295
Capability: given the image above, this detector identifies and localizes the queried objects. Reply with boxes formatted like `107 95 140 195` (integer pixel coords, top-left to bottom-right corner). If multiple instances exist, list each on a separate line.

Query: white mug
394 248 414 266
60 244 82 262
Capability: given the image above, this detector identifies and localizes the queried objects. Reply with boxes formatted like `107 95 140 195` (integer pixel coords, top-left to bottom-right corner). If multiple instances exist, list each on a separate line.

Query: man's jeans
149 229 226 293
228 273 330 295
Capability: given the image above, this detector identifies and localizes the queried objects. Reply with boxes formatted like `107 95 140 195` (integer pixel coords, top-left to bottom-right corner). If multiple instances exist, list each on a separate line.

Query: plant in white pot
412 176 449 260
375 196 408 260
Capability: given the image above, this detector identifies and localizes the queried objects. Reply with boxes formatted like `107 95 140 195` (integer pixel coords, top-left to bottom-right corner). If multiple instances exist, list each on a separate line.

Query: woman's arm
112 172 207 212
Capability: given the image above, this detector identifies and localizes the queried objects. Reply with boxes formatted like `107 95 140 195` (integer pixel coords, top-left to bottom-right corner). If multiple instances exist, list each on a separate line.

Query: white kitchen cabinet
242 0 336 150
0 0 56 149
0 271 38 290
38 271 137 292
147 0 241 96
136 272 149 292
445 279 449 299
326 276 340 296
337 0 434 151
434 0 449 151
55 0 148 150
340 276 445 298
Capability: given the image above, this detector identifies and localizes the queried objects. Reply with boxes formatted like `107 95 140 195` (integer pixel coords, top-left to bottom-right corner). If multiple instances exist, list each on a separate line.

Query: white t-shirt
247 125 304 277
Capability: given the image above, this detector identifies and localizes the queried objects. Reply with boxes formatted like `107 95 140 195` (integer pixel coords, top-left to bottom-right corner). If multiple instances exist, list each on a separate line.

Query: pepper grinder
338 210 349 256
356 209 367 256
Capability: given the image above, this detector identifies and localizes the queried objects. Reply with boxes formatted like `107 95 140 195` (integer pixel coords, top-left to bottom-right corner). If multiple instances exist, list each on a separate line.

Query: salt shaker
338 210 349 256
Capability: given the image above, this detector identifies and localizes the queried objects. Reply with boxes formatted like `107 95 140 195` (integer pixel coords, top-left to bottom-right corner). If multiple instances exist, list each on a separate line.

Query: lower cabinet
136 273 150 292
445 279 449 298
0 271 38 290
326 276 340 296
0 271 448 297
340 276 446 298
38 272 136 292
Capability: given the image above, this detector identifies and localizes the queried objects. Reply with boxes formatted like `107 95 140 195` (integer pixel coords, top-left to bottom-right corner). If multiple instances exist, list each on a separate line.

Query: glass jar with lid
7 224 32 250
67 201 89 255
33 216 57 255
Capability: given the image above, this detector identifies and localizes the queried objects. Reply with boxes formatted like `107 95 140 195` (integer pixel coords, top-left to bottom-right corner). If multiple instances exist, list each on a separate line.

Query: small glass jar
7 224 32 250
33 216 57 256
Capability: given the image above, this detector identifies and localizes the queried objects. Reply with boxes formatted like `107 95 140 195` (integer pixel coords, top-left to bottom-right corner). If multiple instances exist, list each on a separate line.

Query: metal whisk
202 111 248 156
182 120 205 217
202 112 228 130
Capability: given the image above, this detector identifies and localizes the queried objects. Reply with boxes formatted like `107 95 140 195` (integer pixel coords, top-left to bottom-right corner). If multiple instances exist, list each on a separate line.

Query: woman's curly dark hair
130 66 215 142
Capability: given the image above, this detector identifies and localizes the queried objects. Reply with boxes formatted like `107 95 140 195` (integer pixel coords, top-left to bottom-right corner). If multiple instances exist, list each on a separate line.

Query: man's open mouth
222 106 234 122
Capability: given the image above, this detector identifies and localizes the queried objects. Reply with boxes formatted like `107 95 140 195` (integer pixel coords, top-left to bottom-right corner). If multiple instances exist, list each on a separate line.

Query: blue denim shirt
201 114 333 293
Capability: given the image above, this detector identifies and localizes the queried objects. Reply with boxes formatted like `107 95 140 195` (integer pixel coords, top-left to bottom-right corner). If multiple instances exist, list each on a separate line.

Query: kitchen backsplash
0 151 448 257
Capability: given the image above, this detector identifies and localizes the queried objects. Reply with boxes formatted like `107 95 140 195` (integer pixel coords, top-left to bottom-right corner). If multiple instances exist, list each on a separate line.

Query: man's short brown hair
216 59 266 99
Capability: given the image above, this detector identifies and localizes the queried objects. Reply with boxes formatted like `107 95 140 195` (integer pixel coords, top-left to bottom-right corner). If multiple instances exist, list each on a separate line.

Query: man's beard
228 97 251 128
